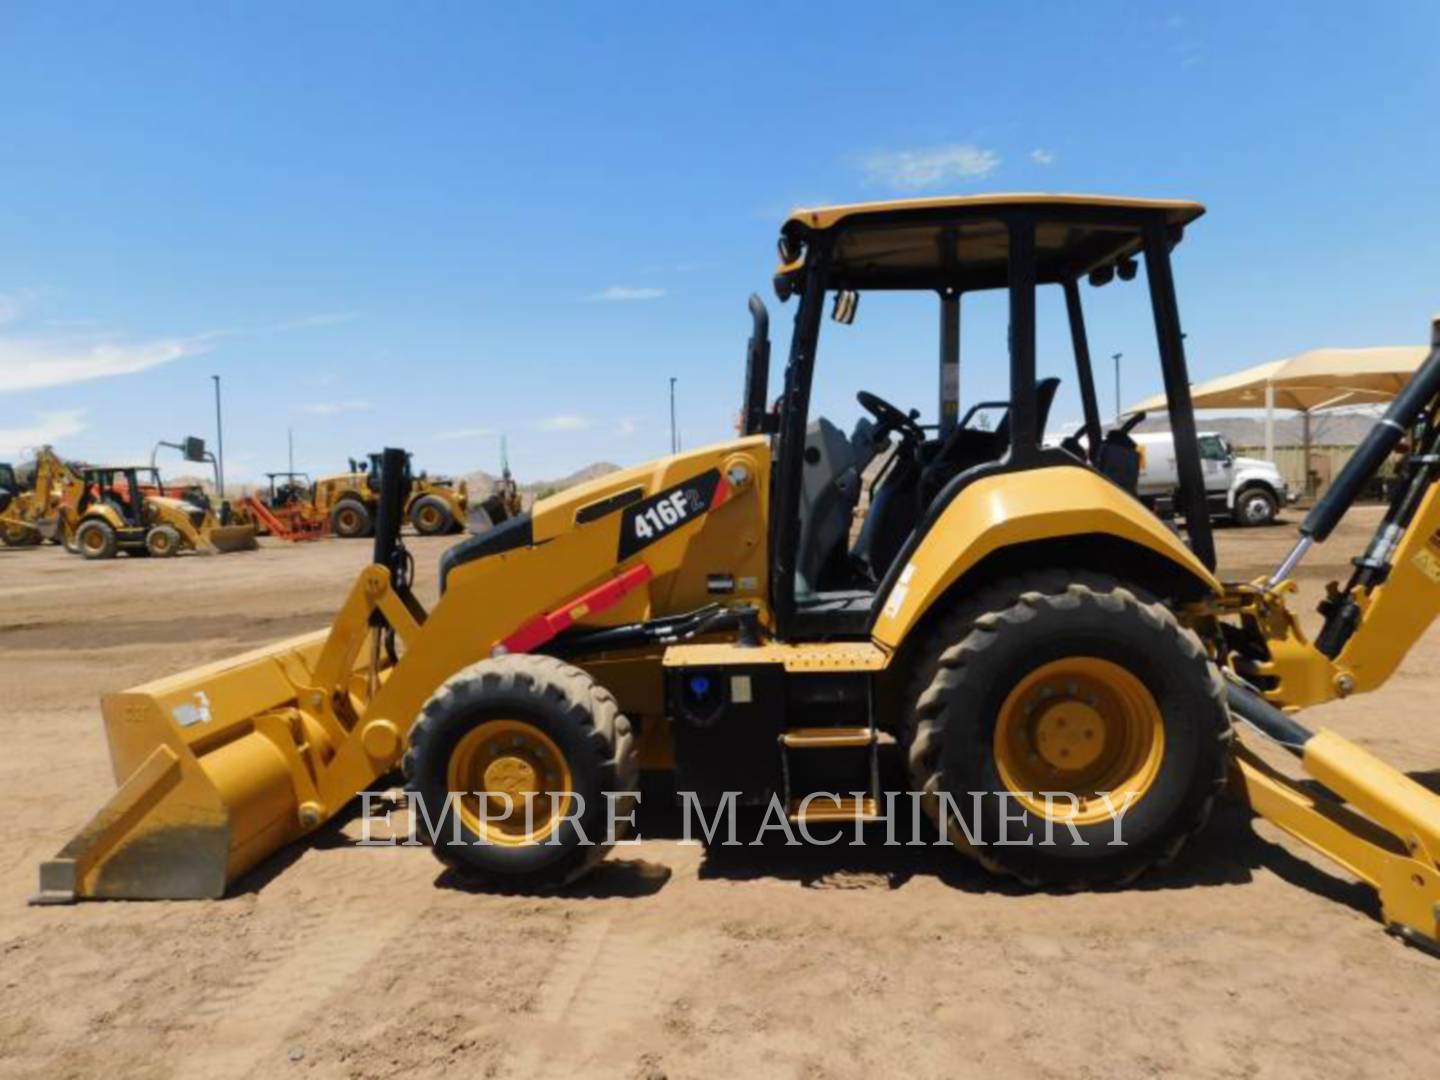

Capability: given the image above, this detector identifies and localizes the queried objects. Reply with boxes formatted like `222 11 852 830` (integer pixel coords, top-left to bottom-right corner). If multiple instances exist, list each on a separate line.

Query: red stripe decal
500 563 654 654
710 474 731 508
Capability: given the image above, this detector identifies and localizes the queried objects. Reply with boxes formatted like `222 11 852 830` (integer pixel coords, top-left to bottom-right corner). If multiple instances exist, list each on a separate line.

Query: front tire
330 499 373 539
145 524 182 557
906 572 1231 888
1235 486 1278 527
403 655 638 890
75 519 118 560
410 495 454 536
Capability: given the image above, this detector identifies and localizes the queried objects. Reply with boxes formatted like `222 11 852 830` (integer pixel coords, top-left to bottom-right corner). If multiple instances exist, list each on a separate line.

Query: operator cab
746 194 1214 639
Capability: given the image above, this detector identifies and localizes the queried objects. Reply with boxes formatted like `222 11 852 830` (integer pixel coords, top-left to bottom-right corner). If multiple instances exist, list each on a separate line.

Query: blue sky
2 2 1437 483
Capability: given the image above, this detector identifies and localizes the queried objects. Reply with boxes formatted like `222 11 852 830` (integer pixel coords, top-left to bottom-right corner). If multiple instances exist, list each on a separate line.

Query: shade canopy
1130 345 1428 415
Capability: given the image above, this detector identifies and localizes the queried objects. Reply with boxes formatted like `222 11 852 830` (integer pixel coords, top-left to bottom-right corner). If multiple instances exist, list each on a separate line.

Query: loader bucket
33 627 366 902
203 523 259 553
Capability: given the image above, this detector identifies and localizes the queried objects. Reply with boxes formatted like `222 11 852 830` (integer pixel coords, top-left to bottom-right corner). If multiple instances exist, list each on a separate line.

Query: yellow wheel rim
446 719 574 845
419 506 440 529
994 657 1164 826
337 509 357 532
82 528 105 552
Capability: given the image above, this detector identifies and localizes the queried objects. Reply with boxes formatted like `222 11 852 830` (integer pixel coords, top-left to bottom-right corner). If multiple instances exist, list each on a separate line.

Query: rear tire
1235 486 1278 527
75 519 118 560
905 571 1231 888
403 655 638 890
1 522 39 546
330 499 373 539
410 494 454 536
145 524 182 558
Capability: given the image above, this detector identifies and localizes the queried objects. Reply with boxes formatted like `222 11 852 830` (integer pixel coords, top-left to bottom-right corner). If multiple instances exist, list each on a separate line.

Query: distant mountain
1134 412 1381 448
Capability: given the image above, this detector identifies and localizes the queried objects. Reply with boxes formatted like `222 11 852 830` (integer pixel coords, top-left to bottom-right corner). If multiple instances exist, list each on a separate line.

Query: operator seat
918 377 1061 506
849 446 922 584
854 377 1062 585
794 415 880 594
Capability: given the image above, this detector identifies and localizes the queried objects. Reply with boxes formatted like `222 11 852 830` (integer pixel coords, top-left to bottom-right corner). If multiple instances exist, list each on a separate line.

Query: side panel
871 465 1220 650
375 437 772 785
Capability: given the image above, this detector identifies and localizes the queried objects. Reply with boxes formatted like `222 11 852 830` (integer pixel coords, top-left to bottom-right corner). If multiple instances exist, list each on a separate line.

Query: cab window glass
1197 435 1228 461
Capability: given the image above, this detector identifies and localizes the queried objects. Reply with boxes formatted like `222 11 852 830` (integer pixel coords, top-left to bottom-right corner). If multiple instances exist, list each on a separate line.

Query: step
780 727 893 749
787 795 883 823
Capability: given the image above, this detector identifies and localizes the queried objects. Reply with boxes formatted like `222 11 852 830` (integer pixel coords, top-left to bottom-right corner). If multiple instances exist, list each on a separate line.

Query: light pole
669 377 678 455
288 427 294 476
1111 352 1123 423
211 375 225 497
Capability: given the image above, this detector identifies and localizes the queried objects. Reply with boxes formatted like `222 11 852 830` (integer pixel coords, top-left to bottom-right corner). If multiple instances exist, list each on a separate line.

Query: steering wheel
856 390 924 443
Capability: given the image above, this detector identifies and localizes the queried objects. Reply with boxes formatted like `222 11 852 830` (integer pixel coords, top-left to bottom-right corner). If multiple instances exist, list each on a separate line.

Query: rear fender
872 465 1220 650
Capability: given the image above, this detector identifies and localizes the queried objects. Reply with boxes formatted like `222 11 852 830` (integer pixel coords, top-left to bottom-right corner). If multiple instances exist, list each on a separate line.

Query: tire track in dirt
172 852 423 1080
509 863 712 1074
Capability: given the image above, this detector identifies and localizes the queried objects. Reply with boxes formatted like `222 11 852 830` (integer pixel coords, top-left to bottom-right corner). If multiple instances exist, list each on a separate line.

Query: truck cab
1132 430 1289 525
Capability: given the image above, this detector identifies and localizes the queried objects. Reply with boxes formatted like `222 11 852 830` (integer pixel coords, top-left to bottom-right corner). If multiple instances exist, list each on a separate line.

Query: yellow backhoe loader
65 465 257 558
34 195 1440 957
0 445 85 546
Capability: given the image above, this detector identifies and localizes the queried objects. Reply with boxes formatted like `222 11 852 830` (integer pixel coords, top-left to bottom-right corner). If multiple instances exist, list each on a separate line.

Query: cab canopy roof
778 193 1204 292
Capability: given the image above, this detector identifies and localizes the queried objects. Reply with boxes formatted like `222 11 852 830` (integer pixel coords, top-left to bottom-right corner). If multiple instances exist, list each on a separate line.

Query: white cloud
583 286 666 302
0 408 87 456
1030 148 1056 166
0 296 358 395
0 334 211 393
538 415 590 431
0 289 42 327
299 399 374 416
862 144 1000 190
435 426 497 441
615 417 637 437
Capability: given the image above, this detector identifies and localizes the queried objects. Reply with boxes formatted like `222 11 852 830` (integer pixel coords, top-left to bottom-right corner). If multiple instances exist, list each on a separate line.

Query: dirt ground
2 508 1438 1080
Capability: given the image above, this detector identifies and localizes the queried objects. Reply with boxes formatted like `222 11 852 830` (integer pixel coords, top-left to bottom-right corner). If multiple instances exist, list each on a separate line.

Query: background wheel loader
65 465 257 558
311 452 468 538
36 195 1440 957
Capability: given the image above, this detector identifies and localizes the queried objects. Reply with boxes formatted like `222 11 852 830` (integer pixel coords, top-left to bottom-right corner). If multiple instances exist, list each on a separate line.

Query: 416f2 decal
617 469 725 559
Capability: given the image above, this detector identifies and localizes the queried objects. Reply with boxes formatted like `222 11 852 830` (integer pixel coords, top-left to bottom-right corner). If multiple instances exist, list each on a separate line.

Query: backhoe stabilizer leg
1232 732 1440 954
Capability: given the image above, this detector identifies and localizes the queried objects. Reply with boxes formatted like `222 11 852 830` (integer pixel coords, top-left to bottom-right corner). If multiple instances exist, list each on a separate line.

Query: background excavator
238 471 331 541
0 446 85 547
473 436 524 528
34 194 1440 957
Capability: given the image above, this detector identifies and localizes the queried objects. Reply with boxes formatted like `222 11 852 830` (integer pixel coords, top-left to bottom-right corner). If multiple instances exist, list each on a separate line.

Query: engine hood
1234 455 1282 475
439 435 769 592
527 436 766 542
